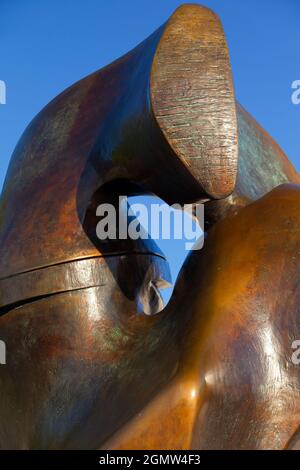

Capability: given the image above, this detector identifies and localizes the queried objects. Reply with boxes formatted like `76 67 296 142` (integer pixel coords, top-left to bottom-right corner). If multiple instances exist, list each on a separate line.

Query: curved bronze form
0 4 299 450
105 184 300 450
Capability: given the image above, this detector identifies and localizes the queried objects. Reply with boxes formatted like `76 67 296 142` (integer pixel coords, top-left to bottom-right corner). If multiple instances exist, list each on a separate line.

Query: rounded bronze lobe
0 4 237 282
1 3 299 451
0 4 238 449
104 184 300 450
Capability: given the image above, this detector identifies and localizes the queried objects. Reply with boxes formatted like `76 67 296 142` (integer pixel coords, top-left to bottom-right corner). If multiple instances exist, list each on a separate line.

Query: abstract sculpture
0 4 299 449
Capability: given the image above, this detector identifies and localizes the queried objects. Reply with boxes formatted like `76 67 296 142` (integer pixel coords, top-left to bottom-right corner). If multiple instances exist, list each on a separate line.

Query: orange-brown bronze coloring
0 4 299 450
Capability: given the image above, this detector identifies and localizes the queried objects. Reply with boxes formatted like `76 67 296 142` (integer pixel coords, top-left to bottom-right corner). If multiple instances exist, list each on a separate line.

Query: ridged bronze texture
0 4 299 450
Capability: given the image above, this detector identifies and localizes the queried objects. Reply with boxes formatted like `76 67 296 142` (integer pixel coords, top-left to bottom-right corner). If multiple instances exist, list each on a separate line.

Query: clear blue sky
1 0 300 190
0 0 299 294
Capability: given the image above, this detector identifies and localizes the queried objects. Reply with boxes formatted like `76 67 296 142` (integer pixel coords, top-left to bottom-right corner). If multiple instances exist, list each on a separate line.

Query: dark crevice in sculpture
0 291 73 317
1 3 299 451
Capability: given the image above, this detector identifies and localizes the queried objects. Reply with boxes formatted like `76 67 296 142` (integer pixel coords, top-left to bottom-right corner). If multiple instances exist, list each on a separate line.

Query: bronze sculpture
0 4 299 449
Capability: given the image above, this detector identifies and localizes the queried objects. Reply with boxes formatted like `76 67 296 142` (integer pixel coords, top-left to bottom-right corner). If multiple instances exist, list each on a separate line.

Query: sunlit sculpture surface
0 4 300 449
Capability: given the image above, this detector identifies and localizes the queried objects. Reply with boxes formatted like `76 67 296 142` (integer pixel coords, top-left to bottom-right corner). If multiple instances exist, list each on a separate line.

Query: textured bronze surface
0 3 299 450
151 5 237 198
104 184 300 450
205 103 300 227
0 258 178 449
0 4 237 282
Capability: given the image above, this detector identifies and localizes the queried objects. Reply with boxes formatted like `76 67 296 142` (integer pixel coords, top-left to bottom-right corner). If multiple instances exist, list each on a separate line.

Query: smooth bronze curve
0 3 299 450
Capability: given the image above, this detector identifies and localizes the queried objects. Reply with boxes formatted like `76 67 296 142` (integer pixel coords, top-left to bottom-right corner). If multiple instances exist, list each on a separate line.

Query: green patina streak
237 105 291 201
